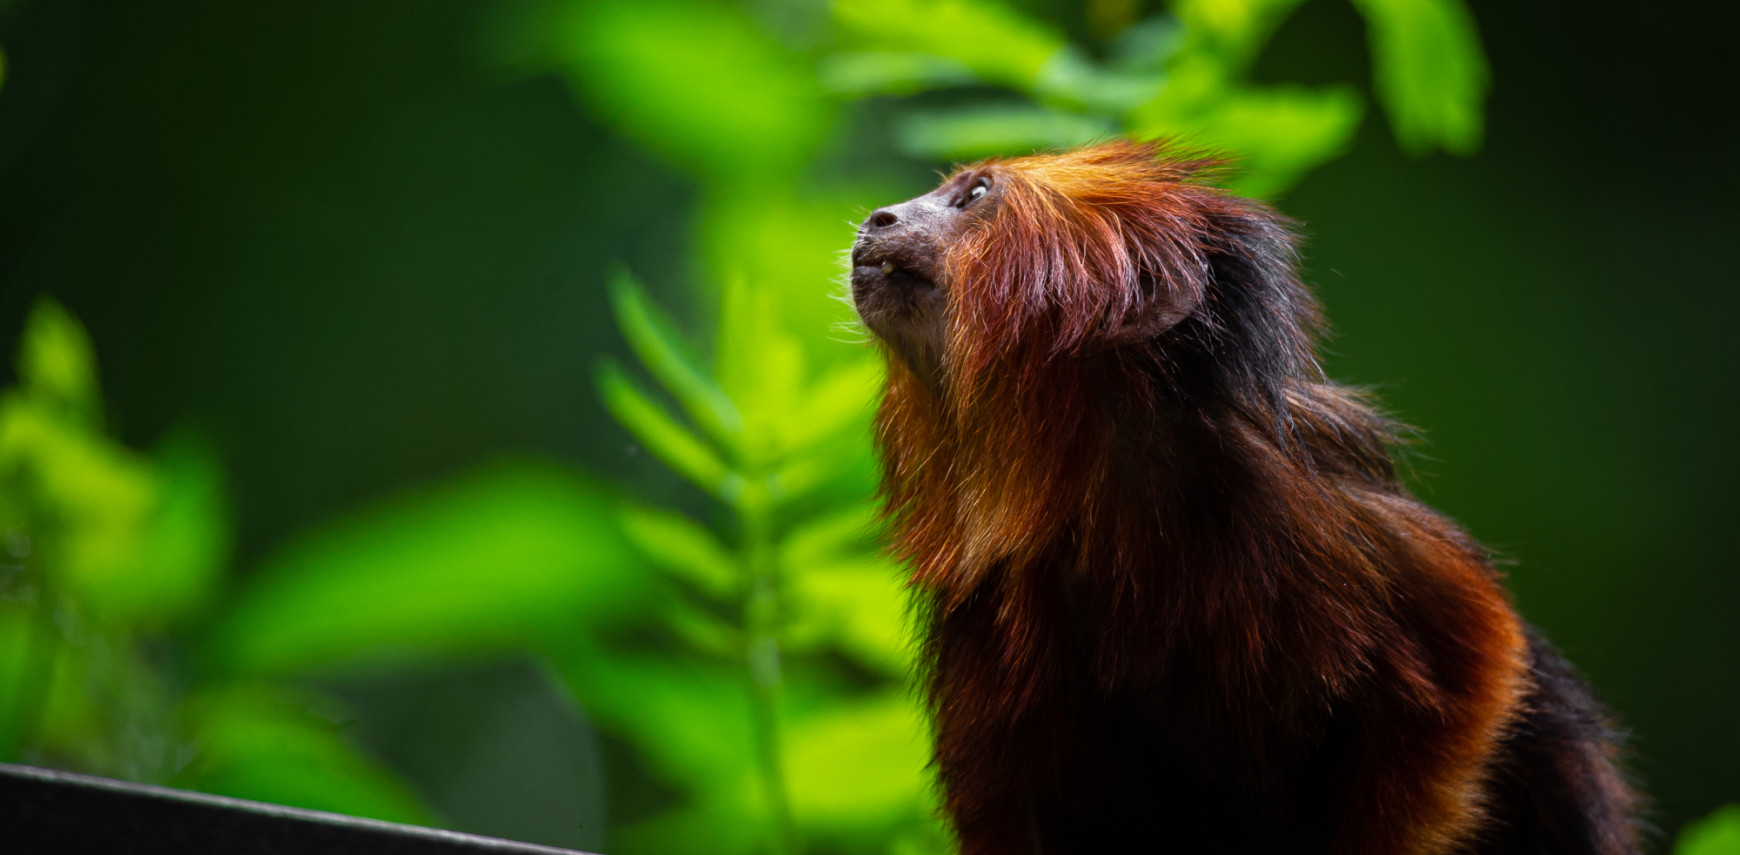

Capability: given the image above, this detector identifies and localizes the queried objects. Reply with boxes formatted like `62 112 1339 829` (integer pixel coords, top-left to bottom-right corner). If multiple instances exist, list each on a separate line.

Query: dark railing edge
0 762 599 854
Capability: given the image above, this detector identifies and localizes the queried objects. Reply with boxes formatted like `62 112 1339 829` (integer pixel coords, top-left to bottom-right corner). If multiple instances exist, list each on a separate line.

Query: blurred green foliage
6 1 1728 854
1679 806 1740 855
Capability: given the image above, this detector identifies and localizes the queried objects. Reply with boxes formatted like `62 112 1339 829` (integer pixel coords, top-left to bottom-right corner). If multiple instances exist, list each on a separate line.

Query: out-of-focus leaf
0 607 49 758
896 105 1117 162
780 503 880 568
832 0 1065 90
1349 0 1487 155
183 685 431 825
207 463 654 676
783 357 881 454
817 52 979 98
608 268 743 451
659 595 742 657
552 646 755 786
1130 79 1363 197
1107 14 1185 73
0 398 160 606
1678 806 1740 855
521 0 828 180
699 186 863 371
786 559 912 673
599 360 745 503
16 298 101 425
1169 0 1308 70
783 693 930 832
79 435 228 625
711 275 807 467
620 504 738 598
1033 50 1165 114
614 799 770 855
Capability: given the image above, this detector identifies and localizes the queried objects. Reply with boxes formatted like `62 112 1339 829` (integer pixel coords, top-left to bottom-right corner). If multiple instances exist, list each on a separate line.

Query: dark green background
2 0 1734 847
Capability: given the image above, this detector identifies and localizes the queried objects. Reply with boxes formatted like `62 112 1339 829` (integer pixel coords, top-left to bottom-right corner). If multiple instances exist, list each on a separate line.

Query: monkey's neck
882 368 1449 696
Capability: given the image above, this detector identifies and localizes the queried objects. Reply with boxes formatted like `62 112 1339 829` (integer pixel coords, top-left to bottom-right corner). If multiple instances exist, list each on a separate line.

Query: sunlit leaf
0 398 161 607
779 502 880 569
659 595 743 658
699 187 863 381
183 685 431 825
783 693 931 832
515 0 829 180
620 504 738 598
709 274 808 466
1129 76 1363 197
551 646 755 786
614 799 770 855
1678 806 1740 855
817 52 979 98
608 267 743 451
207 463 653 676
832 0 1065 90
1349 0 1488 155
1033 50 1165 115
1169 0 1308 71
598 360 744 503
787 559 913 673
79 434 229 625
16 298 101 425
783 357 881 454
896 105 1117 162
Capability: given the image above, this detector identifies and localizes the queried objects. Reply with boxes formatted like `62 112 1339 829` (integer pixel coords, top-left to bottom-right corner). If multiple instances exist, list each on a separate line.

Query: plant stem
739 484 798 855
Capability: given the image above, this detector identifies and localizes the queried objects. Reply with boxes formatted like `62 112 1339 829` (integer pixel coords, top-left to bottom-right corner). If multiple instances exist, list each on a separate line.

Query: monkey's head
850 140 1319 408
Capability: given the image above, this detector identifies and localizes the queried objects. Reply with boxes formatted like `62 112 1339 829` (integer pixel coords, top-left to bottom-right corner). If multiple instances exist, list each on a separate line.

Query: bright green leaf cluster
1678 805 1740 855
587 270 933 855
1350 0 1490 155
0 300 429 824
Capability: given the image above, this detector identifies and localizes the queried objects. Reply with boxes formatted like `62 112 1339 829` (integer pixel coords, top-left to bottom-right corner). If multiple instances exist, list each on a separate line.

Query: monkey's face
850 169 1000 382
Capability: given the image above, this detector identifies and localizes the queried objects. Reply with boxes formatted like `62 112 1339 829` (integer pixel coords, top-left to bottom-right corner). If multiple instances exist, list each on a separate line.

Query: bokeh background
1 1 1736 853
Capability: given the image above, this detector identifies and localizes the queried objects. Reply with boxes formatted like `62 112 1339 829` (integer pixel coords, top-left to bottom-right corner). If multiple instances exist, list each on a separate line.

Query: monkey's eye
959 177 991 208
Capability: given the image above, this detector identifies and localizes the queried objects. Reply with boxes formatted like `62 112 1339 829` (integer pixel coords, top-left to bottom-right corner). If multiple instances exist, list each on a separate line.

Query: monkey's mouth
850 249 937 296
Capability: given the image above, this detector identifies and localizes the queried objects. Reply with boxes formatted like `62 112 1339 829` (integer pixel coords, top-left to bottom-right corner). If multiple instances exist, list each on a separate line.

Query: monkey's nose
867 209 898 230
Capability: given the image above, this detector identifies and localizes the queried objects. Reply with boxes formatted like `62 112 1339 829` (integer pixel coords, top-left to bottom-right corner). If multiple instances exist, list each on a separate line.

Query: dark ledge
0 763 597 855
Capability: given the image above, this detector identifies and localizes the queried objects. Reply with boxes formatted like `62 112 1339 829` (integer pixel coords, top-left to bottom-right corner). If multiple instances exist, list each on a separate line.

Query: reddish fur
863 141 1639 854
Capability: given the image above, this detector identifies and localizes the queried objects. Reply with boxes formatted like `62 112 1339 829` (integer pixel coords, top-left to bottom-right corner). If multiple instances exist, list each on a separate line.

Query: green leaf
699 186 866 377
79 434 229 626
1033 49 1166 115
16 298 101 425
710 273 808 467
0 397 161 607
786 558 914 673
782 692 931 832
783 357 881 454
780 503 881 568
619 503 738 598
598 360 744 503
1349 0 1488 155
1129 77 1364 197
183 685 431 825
817 52 979 98
832 0 1066 91
896 104 1118 162
614 800 771 855
512 0 828 180
551 646 755 786
207 462 653 676
1678 806 1740 855
1169 0 1309 71
608 268 743 451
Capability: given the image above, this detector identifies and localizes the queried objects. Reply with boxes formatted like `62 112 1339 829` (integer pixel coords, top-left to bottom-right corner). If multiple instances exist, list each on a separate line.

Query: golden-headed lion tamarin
849 140 1641 855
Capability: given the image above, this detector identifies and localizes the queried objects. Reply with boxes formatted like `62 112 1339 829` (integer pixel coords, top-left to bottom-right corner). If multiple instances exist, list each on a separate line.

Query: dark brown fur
848 141 1641 854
